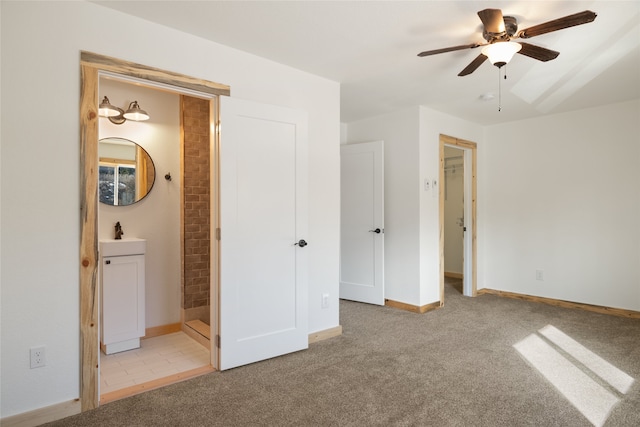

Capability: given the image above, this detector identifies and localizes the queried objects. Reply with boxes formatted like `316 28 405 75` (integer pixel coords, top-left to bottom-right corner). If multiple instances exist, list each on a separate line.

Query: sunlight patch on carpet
538 325 634 394
514 325 635 427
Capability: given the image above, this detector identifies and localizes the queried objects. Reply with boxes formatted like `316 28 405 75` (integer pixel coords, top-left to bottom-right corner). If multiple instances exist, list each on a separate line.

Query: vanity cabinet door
101 255 145 346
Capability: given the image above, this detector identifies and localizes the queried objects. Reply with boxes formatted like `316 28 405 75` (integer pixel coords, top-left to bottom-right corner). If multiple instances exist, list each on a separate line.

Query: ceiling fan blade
458 54 488 76
517 42 560 62
477 9 505 35
518 10 597 39
417 43 482 57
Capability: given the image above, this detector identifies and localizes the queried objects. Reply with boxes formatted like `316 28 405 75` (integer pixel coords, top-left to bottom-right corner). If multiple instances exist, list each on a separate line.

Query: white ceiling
95 1 640 125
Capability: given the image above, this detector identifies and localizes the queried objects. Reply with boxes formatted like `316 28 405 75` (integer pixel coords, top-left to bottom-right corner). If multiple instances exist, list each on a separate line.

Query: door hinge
216 228 221 240
215 334 221 348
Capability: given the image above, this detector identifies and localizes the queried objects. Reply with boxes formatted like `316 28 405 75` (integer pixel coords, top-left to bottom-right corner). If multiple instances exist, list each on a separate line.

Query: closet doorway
439 134 477 303
443 145 465 294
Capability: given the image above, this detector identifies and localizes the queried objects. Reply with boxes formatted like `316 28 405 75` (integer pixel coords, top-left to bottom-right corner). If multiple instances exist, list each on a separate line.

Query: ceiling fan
418 8 597 76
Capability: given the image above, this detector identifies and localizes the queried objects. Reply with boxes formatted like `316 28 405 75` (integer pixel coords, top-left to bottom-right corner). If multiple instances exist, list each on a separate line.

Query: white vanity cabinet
100 239 146 355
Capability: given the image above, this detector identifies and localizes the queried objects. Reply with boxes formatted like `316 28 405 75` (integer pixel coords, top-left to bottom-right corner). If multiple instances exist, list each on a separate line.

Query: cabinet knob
105 260 111 265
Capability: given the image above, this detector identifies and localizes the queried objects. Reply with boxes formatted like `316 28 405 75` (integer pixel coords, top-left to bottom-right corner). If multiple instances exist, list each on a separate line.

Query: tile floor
100 332 210 395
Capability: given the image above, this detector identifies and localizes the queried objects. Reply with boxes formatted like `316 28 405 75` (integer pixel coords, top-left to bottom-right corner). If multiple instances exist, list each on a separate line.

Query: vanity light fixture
123 101 150 121
98 96 150 124
98 96 122 118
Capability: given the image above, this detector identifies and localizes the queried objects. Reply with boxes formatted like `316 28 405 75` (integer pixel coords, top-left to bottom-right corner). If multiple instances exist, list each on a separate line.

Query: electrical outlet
321 293 330 309
30 346 46 369
535 270 544 281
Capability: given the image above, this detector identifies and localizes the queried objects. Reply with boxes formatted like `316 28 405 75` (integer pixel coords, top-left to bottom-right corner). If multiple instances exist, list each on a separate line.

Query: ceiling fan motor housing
483 15 518 42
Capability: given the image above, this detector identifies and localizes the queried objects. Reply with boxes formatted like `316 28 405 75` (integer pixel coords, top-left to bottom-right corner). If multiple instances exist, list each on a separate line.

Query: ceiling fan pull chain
498 67 502 112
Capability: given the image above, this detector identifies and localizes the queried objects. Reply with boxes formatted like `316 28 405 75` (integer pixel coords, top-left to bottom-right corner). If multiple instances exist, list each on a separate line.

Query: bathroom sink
100 238 146 257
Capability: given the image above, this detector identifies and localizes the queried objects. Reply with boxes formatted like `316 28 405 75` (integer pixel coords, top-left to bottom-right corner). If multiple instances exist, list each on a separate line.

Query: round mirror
98 137 156 206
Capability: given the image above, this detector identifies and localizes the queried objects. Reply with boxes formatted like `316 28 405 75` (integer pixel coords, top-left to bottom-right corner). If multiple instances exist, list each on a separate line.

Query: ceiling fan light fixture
482 41 522 68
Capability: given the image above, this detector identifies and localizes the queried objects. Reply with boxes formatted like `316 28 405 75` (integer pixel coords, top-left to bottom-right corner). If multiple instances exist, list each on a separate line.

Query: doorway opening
439 134 477 304
80 51 229 411
96 80 216 403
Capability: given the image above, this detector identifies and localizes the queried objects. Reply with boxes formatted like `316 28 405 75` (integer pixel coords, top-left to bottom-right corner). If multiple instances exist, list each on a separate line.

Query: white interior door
220 97 308 370
340 141 384 305
462 148 473 296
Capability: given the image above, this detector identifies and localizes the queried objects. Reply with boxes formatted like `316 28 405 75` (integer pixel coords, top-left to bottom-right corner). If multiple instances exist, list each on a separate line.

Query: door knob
295 239 308 247
368 228 381 234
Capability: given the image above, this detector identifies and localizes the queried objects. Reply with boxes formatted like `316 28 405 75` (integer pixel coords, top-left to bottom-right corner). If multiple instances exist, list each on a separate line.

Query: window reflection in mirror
99 138 155 206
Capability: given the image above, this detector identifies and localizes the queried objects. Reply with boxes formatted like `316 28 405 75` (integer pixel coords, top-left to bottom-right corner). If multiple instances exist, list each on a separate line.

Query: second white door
340 141 384 305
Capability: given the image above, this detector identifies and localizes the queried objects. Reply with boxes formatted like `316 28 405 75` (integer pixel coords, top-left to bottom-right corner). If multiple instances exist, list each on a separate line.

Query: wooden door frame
439 134 477 304
79 51 229 411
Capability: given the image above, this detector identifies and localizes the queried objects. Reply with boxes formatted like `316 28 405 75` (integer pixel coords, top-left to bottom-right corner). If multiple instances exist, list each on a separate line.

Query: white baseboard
1 399 81 427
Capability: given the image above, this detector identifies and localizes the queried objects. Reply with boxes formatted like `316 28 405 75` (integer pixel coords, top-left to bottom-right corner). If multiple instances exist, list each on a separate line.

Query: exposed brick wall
181 96 210 311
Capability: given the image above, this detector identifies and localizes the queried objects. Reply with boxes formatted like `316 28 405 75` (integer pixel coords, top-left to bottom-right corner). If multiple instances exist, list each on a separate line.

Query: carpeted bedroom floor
45 281 640 426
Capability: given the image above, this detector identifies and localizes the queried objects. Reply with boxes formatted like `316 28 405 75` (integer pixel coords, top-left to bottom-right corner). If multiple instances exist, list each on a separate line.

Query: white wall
0 1 340 418
346 101 639 311
98 79 181 328
481 100 640 311
340 122 348 144
346 107 421 305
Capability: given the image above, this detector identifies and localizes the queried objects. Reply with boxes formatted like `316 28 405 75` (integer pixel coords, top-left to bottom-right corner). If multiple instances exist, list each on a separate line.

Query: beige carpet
46 284 640 426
